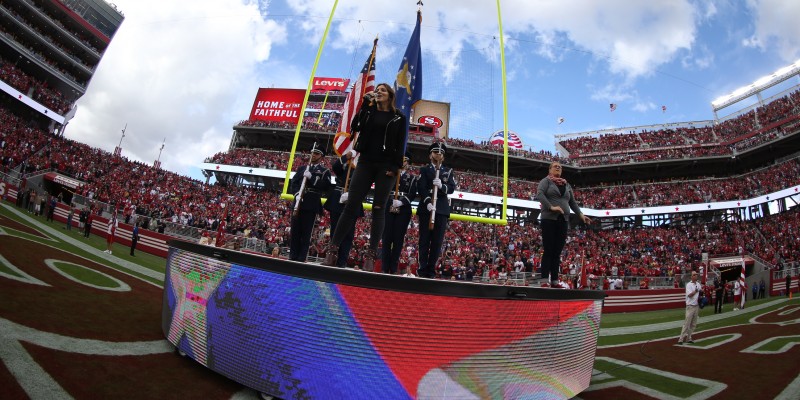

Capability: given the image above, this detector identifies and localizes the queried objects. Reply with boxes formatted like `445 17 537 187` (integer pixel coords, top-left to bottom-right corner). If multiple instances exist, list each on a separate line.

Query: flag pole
343 35 378 193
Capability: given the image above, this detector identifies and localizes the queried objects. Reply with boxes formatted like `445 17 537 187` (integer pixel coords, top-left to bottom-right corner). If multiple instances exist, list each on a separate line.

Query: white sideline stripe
0 336 72 400
0 317 173 356
0 317 174 400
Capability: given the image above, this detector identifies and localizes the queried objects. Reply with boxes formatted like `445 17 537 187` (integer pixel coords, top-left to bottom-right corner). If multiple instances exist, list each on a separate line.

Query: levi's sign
312 77 350 92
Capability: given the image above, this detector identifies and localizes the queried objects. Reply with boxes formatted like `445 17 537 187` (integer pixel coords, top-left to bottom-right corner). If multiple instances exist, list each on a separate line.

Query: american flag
662 105 667 113
339 38 378 135
610 103 617 112
557 117 565 125
489 130 523 149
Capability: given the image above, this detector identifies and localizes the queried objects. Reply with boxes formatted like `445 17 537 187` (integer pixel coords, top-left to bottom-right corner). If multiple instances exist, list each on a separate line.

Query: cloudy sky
65 0 800 180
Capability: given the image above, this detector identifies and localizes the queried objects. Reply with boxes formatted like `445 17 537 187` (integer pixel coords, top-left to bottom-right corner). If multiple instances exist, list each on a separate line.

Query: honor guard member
416 142 456 278
289 143 331 262
381 151 417 274
324 151 364 268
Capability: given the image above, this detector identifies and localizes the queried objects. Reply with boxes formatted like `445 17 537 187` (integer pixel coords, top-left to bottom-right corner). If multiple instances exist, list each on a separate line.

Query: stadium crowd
559 89 800 165
0 24 87 90
0 57 74 115
206 148 800 209
2 106 796 284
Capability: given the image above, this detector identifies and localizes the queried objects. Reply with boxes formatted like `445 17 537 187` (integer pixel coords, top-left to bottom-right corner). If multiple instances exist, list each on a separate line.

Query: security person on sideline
289 143 331 262
416 142 456 278
381 151 417 274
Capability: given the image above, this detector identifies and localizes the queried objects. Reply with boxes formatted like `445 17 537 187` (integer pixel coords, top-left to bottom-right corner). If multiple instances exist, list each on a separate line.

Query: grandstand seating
558 89 800 164
3 106 797 280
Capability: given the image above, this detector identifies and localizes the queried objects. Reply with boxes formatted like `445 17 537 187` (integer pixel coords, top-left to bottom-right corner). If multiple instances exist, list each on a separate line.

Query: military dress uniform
324 155 363 267
289 146 331 262
381 156 417 274
416 143 456 278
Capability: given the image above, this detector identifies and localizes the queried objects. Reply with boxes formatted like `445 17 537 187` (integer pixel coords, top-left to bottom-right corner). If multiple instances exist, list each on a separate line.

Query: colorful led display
162 243 603 399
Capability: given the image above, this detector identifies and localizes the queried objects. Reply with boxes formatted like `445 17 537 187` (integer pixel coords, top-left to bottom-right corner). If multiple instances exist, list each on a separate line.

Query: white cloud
66 0 286 175
291 0 703 81
632 100 656 113
588 83 634 104
745 0 800 61
63 0 720 176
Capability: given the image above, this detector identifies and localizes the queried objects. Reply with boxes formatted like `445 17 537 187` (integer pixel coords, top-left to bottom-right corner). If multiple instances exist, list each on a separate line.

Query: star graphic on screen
216 165 220 170
708 205 712 209
458 193 463 198
167 265 228 365
249 169 253 173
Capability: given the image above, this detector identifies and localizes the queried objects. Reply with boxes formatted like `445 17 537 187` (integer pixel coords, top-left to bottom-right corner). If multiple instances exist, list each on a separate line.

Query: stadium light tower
155 138 165 169
114 123 127 157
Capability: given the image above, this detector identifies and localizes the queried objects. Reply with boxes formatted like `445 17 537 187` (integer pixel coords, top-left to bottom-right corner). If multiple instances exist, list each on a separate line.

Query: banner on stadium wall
413 99 451 138
311 77 350 93
0 180 18 202
709 256 754 269
44 172 84 190
249 88 306 123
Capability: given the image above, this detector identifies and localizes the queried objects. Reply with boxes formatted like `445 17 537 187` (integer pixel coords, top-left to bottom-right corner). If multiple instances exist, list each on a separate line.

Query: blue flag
394 10 422 141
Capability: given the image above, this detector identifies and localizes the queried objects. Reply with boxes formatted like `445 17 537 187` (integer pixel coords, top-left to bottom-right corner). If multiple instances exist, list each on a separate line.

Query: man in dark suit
415 142 456 278
289 143 331 262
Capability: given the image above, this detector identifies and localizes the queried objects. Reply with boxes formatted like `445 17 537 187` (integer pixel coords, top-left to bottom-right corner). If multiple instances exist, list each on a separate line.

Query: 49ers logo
417 115 443 128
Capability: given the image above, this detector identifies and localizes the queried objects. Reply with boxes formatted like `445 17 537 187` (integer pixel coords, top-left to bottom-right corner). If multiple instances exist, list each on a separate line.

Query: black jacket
351 103 407 171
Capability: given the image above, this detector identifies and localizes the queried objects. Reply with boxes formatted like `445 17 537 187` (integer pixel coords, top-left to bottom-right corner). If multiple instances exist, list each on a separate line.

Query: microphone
363 93 375 103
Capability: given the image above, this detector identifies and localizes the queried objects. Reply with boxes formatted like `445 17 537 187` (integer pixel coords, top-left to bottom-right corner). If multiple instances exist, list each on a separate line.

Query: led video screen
163 244 603 399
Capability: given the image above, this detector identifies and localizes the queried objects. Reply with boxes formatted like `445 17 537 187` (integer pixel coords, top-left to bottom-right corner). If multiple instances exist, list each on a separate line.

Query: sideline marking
0 317 174 399
681 333 741 350
0 254 50 286
586 357 726 400
741 335 800 354
44 259 131 292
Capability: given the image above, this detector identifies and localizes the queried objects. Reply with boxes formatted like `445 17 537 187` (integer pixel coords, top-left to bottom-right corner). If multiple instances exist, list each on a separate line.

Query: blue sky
64 0 800 180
